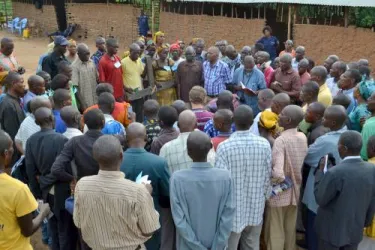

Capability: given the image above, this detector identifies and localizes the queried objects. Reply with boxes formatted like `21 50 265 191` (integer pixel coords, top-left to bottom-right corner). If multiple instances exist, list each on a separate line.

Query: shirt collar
65 127 82 134
217 131 232 137
281 128 298 135
191 162 212 168
26 90 37 97
98 170 125 179
342 156 362 161
126 148 147 153
326 125 347 135
85 129 103 138
104 114 115 121
319 83 328 92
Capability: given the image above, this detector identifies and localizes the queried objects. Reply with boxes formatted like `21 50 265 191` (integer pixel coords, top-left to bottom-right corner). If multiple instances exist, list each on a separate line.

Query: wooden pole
281 4 284 22
201 2 204 15
344 6 349 27
293 5 297 24
231 3 234 18
151 3 155 35
251 7 253 19
287 5 292 40
264 5 266 19
221 3 224 16
258 7 260 19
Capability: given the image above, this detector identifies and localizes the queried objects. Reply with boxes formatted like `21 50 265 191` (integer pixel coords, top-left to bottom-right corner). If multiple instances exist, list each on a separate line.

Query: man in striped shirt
74 135 160 250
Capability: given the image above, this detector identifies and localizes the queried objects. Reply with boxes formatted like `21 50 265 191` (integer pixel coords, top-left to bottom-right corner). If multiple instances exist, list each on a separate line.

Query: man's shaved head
30 96 52 113
187 131 212 162
77 43 89 53
358 59 369 67
271 93 290 114
35 107 54 128
28 75 45 89
95 37 106 45
305 102 326 124
323 105 347 130
214 109 233 132
61 106 81 128
234 105 254 130
298 58 309 68
279 105 304 128
93 135 123 170
178 110 197 133
185 46 195 54
126 122 147 147
310 66 328 85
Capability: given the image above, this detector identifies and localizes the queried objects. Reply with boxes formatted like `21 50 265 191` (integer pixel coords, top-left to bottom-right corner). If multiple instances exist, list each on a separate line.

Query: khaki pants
264 205 297 250
227 224 263 250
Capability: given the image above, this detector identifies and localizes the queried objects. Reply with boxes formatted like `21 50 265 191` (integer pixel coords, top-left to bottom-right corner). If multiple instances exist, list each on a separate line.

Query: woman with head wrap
153 31 165 49
258 109 283 147
169 43 184 72
349 76 375 132
152 45 176 105
65 39 78 64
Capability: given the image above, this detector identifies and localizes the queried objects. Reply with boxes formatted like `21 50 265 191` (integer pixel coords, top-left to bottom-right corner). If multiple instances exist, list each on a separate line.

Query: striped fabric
73 170 160 250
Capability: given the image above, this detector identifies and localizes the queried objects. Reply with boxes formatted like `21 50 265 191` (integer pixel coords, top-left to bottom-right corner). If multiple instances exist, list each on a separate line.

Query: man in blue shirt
52 89 71 133
233 55 267 116
170 130 235 250
121 122 170 250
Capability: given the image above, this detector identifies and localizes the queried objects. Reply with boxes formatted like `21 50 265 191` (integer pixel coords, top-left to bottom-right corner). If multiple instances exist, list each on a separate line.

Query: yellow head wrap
153 31 165 43
68 39 77 47
259 110 283 136
157 44 169 54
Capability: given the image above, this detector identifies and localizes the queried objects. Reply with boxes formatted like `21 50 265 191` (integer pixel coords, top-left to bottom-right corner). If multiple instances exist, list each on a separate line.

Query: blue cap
54 36 69 46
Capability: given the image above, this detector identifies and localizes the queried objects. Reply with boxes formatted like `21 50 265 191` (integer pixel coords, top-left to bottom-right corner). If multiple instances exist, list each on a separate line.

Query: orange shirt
82 102 132 128
279 49 296 58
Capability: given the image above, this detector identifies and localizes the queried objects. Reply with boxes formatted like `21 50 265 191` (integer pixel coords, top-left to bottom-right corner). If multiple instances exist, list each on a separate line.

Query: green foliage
352 7 375 28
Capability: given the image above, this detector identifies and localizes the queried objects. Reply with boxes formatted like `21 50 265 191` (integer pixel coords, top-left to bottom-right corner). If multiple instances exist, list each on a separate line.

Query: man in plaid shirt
215 105 272 250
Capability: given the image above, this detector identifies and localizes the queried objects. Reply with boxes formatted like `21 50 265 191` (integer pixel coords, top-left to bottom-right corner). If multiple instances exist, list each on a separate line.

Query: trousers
227 224 263 250
318 239 358 250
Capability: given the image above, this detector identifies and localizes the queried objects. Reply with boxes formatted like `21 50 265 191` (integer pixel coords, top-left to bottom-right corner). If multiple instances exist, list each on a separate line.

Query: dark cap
54 36 69 46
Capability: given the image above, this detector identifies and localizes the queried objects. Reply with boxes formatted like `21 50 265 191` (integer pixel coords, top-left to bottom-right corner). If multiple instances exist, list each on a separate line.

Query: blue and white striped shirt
203 60 232 96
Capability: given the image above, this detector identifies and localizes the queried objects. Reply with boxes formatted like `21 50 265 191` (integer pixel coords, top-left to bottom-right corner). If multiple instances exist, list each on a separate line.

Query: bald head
126 122 147 147
172 100 187 115
77 43 89 53
30 96 52 114
295 46 305 60
61 106 81 128
234 105 254 131
271 93 290 114
323 105 347 130
358 59 369 67
367 135 375 159
243 55 255 64
187 131 212 162
53 89 71 109
207 46 220 63
178 110 197 133
93 135 123 170
308 102 326 117
35 107 54 128
280 105 304 128
96 37 106 45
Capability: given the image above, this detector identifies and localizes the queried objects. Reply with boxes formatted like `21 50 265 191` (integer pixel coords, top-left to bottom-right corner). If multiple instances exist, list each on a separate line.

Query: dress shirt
63 128 83 140
318 83 333 107
51 130 103 181
22 91 36 112
215 131 272 232
25 128 68 200
150 127 179 155
72 59 98 109
204 119 236 138
302 126 347 213
74 170 160 250
53 109 67 134
0 93 25 140
176 61 204 102
233 67 266 115
361 117 375 160
326 77 340 97
203 60 232 96
159 132 192 174
170 162 234 250
15 114 40 153
271 68 301 99
268 128 308 207
42 51 69 79
250 108 271 136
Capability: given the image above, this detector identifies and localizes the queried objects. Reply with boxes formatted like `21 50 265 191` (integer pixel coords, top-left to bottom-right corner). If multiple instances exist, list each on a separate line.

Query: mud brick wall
160 12 265 48
294 24 375 71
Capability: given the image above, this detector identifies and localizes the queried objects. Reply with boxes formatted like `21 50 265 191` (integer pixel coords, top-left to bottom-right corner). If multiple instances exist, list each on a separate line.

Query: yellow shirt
0 173 38 250
318 83 333 107
121 57 144 90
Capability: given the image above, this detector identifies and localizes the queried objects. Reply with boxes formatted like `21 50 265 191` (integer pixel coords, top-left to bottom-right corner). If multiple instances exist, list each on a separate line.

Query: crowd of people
0 24 375 250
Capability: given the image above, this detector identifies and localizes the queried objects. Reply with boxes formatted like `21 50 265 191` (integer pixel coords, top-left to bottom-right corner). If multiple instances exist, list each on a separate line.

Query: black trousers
48 194 78 250
318 239 358 250
131 98 144 123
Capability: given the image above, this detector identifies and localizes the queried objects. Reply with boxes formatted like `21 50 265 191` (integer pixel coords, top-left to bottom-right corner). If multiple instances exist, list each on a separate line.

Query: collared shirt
22 91 36 112
74 170 160 250
42 51 69 79
233 67 267 115
250 108 271 136
176 61 204 102
121 56 144 90
318 83 333 107
72 59 98 109
0 52 19 72
63 127 83 140
159 132 192 174
91 50 105 69
342 87 356 114
204 119 235 138
121 148 170 250
342 156 362 161
268 128 308 207
215 131 272 232
170 162 234 250
192 108 213 131
25 128 68 199
194 52 206 63
15 114 40 152
98 54 124 100
144 119 161 152
326 77 340 97
300 71 311 86
51 130 103 181
349 103 370 132
272 68 301 99
150 127 179 155
0 94 25 140
53 109 67 134
361 117 375 160
203 60 232 96
302 126 347 213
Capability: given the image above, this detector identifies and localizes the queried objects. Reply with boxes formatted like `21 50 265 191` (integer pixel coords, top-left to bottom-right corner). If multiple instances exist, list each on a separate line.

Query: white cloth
63 128 83 139
326 77 340 97
15 114 40 152
249 108 271 136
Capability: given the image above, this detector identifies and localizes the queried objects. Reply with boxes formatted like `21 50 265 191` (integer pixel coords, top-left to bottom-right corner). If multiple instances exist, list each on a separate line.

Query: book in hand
136 171 151 185
240 82 256 95
271 176 293 197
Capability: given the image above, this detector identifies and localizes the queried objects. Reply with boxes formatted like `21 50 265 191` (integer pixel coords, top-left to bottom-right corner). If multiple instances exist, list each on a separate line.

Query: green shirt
298 119 311 135
361 116 375 160
349 103 370 132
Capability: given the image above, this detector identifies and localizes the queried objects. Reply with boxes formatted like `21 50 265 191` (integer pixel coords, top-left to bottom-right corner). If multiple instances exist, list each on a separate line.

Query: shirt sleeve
98 59 106 82
272 137 286 181
15 183 38 217
136 187 160 235
215 145 230 171
51 139 75 181
264 145 273 199
1 103 21 140
73 181 81 228
170 176 207 250
288 74 302 98
41 57 52 76
314 169 341 207
25 139 42 199
304 136 327 168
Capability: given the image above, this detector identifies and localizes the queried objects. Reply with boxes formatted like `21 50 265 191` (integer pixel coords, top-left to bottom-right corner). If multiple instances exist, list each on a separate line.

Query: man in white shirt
326 61 347 98
291 46 305 71
15 96 52 155
61 106 83 139
250 89 275 136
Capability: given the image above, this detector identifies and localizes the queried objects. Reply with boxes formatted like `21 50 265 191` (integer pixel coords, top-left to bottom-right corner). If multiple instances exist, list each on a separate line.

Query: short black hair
36 71 51 80
333 94 351 109
96 83 114 96
346 69 362 84
3 71 21 90
57 61 71 73
158 106 178 127
53 89 71 107
84 109 105 130
51 74 70 91
234 105 254 130
98 92 115 114
339 131 362 154
143 99 160 117
359 66 371 78
0 129 11 155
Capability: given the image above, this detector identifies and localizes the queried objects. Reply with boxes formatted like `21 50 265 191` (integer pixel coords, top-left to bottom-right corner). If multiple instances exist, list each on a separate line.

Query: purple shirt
192 108 214 131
